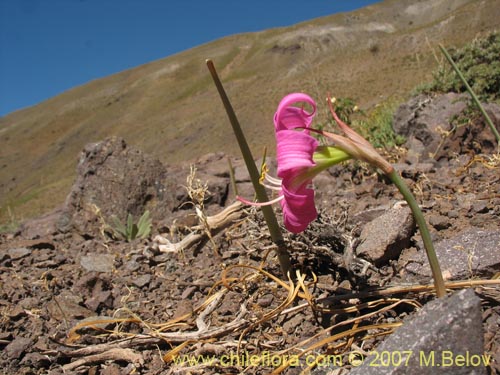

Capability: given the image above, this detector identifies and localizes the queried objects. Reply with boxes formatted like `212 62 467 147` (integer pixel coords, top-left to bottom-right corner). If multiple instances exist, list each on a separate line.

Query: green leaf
110 215 127 239
126 213 134 242
136 210 152 239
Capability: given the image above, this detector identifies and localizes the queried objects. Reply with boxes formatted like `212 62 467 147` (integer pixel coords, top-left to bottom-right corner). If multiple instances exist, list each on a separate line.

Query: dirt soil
1 123 500 374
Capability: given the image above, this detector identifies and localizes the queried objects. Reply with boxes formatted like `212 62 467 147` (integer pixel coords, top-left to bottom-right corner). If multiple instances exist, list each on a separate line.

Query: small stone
8 247 31 260
20 352 51 367
100 363 122 375
405 228 500 280
447 210 459 219
80 254 114 273
472 201 488 214
7 305 26 319
457 193 476 211
428 214 451 230
283 314 304 334
4 336 33 359
46 292 93 320
337 279 352 292
132 274 152 288
86 290 112 312
124 260 141 272
180 285 197 299
173 300 193 318
257 294 274 308
356 205 415 266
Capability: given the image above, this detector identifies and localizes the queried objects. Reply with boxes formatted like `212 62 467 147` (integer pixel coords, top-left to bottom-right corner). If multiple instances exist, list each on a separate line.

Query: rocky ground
1 93 499 374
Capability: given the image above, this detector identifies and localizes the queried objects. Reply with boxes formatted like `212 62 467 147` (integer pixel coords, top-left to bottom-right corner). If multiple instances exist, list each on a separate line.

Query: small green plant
314 97 361 145
418 32 500 101
109 210 152 242
330 97 359 123
0 206 19 234
353 102 406 149
438 44 500 145
318 98 405 149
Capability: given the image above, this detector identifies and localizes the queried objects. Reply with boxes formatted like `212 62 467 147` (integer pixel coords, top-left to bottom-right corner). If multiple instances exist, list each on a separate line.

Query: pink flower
273 94 320 232
274 92 316 133
276 130 319 233
237 93 357 234
238 93 323 233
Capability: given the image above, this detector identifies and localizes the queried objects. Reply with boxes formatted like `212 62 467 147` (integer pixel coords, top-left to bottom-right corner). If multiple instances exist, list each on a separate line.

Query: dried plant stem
388 170 446 298
439 44 500 145
154 201 246 253
206 59 292 277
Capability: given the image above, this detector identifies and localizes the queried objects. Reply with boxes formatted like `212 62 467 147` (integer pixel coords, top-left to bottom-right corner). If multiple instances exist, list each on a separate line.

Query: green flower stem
206 59 292 277
227 157 238 197
439 44 500 145
387 170 446 298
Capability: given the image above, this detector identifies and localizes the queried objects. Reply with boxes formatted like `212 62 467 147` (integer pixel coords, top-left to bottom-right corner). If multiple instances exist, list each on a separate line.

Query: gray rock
181 285 197 299
404 228 500 280
471 201 488 214
8 247 31 260
351 206 389 228
124 259 141 272
393 162 436 177
46 292 93 320
393 93 468 161
18 207 63 239
393 94 500 161
355 204 415 266
347 289 486 375
405 228 500 279
59 137 230 237
131 274 152 288
60 137 170 237
4 336 33 359
428 214 451 231
80 254 115 273
483 102 500 126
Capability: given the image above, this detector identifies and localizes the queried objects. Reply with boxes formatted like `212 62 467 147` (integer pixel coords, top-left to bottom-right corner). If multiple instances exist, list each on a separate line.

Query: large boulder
347 289 485 375
57 137 229 237
393 93 500 162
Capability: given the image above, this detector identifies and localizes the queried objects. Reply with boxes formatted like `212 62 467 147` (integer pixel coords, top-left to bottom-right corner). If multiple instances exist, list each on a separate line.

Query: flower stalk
206 59 292 277
325 96 446 298
315 95 447 298
387 170 446 298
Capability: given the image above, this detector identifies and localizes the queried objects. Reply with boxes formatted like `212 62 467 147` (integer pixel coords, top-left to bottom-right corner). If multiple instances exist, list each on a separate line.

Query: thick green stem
206 60 292 277
388 170 446 298
439 44 500 145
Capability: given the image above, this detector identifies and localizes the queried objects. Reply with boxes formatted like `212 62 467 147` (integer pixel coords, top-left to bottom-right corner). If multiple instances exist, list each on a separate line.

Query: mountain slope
1 0 499 224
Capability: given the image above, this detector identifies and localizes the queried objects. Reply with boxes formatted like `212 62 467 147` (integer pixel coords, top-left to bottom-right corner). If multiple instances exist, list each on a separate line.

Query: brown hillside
1 0 499 224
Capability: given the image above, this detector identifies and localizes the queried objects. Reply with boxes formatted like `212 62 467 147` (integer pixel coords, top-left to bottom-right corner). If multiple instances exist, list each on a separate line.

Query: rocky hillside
1 0 499 224
1 91 499 373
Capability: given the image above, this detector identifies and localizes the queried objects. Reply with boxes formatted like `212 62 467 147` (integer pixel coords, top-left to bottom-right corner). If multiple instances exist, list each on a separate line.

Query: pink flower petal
280 178 317 233
276 130 318 179
274 93 316 132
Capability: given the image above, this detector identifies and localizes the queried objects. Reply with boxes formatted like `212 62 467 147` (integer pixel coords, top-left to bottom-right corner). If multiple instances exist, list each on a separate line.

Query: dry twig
153 201 246 253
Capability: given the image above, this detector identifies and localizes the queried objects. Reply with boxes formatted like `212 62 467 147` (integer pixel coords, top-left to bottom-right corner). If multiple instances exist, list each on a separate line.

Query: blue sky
0 0 380 117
